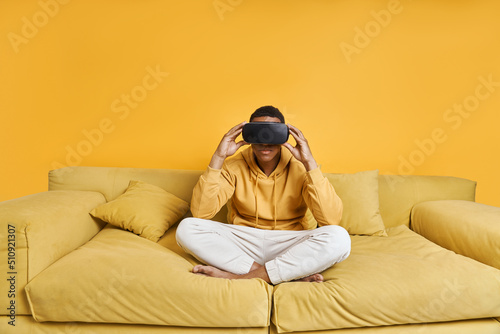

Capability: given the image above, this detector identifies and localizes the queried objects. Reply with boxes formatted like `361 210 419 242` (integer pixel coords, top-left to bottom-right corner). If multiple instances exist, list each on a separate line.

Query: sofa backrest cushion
378 175 476 228
49 167 477 229
324 170 386 236
48 166 228 224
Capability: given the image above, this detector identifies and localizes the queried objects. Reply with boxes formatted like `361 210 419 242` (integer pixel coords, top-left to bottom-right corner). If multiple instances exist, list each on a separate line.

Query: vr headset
242 122 289 145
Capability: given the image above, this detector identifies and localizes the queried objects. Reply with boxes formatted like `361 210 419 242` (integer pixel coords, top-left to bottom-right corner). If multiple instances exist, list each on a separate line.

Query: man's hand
283 124 318 171
209 122 248 169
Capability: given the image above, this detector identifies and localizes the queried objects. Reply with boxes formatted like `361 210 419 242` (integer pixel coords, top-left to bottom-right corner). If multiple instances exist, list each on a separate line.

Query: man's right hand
209 122 248 169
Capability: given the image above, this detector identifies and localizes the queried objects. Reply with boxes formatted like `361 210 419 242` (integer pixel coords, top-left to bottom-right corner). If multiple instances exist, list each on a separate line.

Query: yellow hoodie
191 146 343 230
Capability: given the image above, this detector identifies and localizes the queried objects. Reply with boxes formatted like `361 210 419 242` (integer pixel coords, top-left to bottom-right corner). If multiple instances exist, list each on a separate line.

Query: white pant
176 218 351 284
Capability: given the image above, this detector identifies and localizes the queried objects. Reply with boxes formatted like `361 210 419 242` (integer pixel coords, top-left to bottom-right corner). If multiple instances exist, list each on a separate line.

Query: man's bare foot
295 273 324 283
192 264 323 284
192 263 271 283
192 265 238 279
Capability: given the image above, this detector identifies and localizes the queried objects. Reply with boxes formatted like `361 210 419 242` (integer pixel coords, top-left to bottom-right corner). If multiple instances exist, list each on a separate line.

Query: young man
176 106 350 284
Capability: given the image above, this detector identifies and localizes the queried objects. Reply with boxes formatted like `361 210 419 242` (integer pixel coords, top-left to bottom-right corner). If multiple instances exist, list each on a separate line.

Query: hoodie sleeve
302 167 343 226
190 165 235 219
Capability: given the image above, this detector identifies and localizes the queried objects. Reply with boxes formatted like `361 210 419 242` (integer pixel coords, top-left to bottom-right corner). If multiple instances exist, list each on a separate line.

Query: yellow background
1 0 499 206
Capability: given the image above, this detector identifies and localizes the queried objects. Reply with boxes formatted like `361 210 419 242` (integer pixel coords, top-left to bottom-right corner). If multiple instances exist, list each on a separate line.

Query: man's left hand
282 124 319 171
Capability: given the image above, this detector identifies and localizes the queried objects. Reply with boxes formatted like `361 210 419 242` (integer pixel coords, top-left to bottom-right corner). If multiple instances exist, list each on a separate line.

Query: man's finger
226 122 246 139
288 123 305 141
228 121 247 134
235 140 249 149
282 142 294 152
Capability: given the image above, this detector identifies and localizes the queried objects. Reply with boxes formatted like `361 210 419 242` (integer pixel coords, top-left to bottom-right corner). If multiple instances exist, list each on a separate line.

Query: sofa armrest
0 190 106 315
411 200 500 270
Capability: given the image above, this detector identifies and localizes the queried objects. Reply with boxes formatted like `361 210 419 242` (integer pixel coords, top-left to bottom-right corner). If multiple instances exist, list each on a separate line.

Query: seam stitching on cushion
25 223 31 281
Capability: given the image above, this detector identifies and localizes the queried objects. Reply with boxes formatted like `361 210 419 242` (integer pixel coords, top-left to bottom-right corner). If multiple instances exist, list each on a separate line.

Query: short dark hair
250 105 285 123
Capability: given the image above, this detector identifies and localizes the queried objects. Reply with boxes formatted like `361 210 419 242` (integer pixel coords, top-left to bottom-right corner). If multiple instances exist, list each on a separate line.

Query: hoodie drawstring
254 173 278 230
254 175 259 228
272 173 277 230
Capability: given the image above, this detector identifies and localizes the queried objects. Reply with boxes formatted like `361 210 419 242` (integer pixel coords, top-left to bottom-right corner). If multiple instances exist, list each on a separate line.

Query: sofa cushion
10 315 271 334
324 170 386 236
0 190 106 316
412 200 500 270
378 175 476 228
25 225 273 328
49 166 230 223
272 225 500 333
90 180 189 242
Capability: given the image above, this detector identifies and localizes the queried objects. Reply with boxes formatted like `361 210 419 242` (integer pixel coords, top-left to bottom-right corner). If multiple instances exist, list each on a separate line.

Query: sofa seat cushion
25 225 273 328
272 225 500 333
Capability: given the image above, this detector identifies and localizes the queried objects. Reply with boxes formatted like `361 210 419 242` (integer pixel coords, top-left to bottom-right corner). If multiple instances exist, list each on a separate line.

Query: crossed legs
175 218 351 285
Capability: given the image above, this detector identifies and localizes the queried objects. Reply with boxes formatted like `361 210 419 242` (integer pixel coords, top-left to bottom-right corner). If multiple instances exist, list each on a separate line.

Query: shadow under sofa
0 166 499 334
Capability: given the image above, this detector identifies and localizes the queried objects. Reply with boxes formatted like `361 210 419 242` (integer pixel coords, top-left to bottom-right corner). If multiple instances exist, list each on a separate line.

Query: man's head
249 105 285 123
249 106 286 170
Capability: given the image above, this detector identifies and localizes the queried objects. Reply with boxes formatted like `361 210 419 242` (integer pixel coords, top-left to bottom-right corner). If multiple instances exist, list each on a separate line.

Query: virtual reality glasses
242 122 289 145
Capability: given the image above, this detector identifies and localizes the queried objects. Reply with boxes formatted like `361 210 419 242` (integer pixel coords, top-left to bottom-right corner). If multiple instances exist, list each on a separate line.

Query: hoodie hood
242 146 293 179
241 146 293 229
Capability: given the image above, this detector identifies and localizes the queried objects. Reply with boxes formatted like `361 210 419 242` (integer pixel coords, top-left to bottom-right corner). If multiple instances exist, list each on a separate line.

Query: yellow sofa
1 166 500 334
